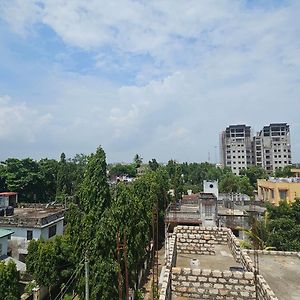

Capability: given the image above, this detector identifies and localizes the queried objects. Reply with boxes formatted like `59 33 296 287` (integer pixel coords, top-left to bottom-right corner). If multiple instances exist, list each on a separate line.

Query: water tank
5 206 14 216
190 258 199 269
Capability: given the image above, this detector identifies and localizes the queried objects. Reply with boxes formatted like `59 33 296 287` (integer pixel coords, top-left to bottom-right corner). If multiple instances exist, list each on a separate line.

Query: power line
53 258 85 300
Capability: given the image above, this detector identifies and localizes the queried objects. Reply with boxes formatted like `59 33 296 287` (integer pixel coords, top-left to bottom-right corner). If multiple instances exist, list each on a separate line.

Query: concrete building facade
257 177 300 205
220 125 253 175
220 123 292 175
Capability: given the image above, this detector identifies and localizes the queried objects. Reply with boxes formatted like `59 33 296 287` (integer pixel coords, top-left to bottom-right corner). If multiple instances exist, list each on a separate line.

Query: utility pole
85 252 89 300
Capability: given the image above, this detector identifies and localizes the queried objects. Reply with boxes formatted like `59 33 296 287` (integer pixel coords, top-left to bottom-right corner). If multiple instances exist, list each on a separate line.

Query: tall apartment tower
220 125 253 175
253 123 292 173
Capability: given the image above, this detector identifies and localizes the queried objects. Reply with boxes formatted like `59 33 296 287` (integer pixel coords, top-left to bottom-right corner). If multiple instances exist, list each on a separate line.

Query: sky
0 0 299 163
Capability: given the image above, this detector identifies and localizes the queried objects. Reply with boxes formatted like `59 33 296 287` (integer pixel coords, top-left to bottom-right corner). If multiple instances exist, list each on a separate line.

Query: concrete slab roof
249 253 300 300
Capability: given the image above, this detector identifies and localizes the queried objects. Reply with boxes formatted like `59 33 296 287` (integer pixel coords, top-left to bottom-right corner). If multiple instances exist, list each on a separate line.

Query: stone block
208 277 217 283
183 268 191 275
233 271 243 279
192 269 201 276
187 276 197 282
214 283 224 289
198 276 208 282
244 272 254 280
212 270 222 277
209 288 218 295
222 270 232 278
172 267 181 275
202 269 211 276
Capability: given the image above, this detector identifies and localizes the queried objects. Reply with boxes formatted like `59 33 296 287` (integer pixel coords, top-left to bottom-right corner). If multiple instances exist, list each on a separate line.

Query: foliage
240 166 268 188
148 158 159 171
273 165 293 178
108 163 137 178
266 199 300 251
0 260 20 300
239 212 274 250
26 235 74 296
133 154 143 168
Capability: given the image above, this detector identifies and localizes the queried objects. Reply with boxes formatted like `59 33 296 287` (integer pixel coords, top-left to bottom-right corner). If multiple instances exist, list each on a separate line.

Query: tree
148 159 159 171
26 236 74 299
0 260 20 300
133 154 143 168
238 176 254 197
3 158 43 201
39 158 58 202
219 173 240 193
274 165 293 178
56 153 69 201
240 212 274 250
68 146 114 299
265 199 300 251
240 166 268 188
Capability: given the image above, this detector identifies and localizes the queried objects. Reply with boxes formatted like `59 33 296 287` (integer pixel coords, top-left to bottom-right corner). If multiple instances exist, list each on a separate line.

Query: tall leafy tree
0 260 20 300
56 153 69 201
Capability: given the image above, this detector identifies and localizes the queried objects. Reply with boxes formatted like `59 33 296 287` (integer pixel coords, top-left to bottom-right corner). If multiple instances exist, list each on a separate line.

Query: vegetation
241 199 300 251
0 260 20 300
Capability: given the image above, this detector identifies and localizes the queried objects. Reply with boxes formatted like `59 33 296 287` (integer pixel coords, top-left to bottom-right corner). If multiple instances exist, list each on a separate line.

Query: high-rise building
254 123 292 173
220 124 253 175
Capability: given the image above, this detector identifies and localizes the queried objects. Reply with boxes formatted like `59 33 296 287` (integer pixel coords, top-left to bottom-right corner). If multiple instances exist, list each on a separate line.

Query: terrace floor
248 253 300 300
176 244 242 271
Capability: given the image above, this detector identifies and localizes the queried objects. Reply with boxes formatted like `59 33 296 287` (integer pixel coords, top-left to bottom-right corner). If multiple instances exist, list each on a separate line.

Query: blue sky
0 0 299 163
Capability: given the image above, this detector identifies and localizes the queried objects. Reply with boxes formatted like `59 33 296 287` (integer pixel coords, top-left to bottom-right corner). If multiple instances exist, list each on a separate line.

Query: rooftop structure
159 225 300 300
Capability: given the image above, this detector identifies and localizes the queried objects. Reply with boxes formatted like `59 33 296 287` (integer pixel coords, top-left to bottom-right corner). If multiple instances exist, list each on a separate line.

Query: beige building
257 170 300 205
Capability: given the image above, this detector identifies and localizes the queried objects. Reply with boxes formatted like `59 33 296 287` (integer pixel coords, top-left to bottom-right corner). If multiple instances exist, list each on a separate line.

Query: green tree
240 166 268 188
148 159 159 171
3 158 43 201
39 158 58 201
0 260 20 300
56 153 69 201
274 165 293 178
133 154 143 168
219 173 240 193
68 146 114 299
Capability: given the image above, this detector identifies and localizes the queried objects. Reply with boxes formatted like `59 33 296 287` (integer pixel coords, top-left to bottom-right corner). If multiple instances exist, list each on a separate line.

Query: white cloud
0 0 300 162
0 95 52 143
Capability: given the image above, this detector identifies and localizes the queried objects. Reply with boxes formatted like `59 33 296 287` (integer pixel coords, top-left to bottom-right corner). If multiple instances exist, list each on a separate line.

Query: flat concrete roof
12 207 64 219
176 244 242 271
249 253 300 300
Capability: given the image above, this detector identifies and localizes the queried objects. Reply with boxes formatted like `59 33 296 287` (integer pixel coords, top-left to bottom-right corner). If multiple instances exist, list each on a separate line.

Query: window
27 230 33 241
271 190 274 199
279 190 287 201
48 225 57 238
205 205 213 217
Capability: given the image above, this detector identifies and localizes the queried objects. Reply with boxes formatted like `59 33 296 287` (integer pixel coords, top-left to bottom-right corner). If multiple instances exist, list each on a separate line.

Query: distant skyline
0 1 299 163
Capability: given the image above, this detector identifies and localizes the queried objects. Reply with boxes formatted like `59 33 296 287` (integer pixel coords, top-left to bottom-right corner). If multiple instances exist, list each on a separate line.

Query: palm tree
239 212 275 250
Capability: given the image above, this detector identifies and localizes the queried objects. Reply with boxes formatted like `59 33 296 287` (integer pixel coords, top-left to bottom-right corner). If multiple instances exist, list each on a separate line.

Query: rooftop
248 253 300 300
0 206 65 228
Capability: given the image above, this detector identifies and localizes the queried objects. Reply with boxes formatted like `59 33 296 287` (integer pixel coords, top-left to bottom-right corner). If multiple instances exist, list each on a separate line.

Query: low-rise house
0 204 65 260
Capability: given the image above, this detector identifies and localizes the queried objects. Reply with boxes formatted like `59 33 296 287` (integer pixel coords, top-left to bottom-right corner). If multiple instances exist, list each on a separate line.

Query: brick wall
172 267 256 299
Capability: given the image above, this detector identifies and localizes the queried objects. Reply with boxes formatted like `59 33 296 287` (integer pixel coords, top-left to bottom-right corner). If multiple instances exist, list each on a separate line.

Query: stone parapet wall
244 249 300 258
175 226 228 254
172 267 256 299
159 232 177 300
227 229 241 262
